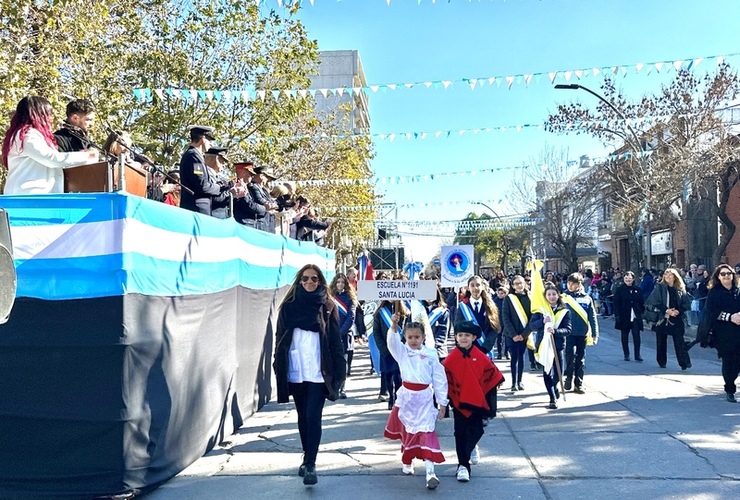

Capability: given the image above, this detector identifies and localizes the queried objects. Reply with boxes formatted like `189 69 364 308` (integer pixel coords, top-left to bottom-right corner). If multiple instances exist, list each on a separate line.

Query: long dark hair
329 272 358 307
2 96 57 168
279 264 328 307
708 264 738 290
465 275 500 331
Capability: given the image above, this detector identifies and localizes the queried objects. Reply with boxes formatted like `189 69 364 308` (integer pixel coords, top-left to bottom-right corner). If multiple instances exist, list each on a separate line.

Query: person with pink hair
2 96 96 194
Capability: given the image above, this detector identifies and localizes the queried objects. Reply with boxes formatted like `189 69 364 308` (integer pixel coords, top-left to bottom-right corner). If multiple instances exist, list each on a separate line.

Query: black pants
543 345 565 401
384 370 402 407
346 351 354 376
496 332 507 357
656 324 691 368
508 339 527 385
564 336 587 388
620 321 641 359
453 408 484 473
722 351 740 394
289 382 327 467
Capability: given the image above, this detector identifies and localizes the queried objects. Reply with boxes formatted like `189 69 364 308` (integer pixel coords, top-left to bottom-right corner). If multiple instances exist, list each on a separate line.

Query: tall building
309 50 370 133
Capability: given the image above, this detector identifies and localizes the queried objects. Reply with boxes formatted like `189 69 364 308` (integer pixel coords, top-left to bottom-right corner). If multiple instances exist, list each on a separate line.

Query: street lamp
472 201 516 273
554 83 652 269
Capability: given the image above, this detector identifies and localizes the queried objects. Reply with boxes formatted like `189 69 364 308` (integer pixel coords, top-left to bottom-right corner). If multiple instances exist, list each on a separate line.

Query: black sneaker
635 356 643 362
727 392 737 403
303 465 317 485
574 386 585 394
511 385 518 392
298 464 306 477
564 379 572 391
624 356 630 361
517 382 525 391
548 399 558 409
339 391 347 399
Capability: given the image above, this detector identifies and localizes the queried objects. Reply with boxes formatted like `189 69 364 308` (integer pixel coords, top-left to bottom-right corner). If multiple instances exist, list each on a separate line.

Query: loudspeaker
368 247 405 271
377 229 387 241
0 208 16 324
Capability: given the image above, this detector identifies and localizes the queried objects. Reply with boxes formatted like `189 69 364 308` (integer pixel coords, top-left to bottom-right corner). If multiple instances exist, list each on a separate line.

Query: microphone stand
105 128 194 195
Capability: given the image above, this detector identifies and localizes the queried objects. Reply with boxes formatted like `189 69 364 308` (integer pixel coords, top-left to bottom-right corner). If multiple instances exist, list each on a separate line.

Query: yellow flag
527 259 553 318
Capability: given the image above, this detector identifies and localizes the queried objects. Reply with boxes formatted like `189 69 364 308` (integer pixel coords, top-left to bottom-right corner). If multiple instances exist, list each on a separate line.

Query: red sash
402 381 429 391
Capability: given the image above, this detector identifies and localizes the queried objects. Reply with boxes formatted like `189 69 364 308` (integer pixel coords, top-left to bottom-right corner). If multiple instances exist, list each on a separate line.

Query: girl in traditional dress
383 315 448 490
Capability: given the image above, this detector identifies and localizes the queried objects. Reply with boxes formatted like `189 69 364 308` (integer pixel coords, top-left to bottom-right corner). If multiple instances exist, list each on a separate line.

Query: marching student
502 275 533 392
374 300 410 409
562 273 599 393
444 321 505 482
493 286 510 360
424 288 451 363
529 282 572 409
383 315 448 490
329 273 357 399
457 275 500 355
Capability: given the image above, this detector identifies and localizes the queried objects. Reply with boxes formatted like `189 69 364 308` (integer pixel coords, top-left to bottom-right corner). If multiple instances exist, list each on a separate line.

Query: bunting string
295 149 651 188
132 52 738 103
316 198 508 212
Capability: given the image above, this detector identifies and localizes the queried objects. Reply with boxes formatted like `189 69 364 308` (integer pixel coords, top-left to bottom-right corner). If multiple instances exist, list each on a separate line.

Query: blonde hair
660 268 686 293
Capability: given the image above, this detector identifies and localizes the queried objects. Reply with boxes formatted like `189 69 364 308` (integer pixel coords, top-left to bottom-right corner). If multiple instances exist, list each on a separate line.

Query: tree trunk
712 165 739 266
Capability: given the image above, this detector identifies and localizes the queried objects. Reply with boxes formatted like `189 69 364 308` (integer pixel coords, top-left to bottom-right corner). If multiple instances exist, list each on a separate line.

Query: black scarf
283 285 327 332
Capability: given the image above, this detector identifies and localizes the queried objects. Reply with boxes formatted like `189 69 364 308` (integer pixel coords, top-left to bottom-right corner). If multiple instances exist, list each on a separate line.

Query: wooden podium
64 161 147 197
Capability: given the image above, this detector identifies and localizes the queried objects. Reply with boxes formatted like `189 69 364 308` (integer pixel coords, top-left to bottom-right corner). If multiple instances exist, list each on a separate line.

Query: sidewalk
145 320 740 499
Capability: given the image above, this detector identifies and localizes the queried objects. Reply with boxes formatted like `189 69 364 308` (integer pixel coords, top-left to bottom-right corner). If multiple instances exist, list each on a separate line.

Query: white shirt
287 327 324 384
387 327 449 406
4 129 94 194
470 298 482 312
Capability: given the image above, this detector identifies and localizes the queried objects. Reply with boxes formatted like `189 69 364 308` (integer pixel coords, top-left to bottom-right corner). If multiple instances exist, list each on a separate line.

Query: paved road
145 320 740 499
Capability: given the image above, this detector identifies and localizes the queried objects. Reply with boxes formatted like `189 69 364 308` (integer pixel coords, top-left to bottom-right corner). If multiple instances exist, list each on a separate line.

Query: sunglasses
300 275 319 283
720 271 735 277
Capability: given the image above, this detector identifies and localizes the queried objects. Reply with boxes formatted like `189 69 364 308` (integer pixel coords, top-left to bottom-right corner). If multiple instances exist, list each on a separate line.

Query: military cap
188 125 216 141
205 147 228 161
253 165 276 179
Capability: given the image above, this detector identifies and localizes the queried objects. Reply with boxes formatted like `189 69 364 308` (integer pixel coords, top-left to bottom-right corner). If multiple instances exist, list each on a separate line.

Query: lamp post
472 201 513 273
554 83 652 269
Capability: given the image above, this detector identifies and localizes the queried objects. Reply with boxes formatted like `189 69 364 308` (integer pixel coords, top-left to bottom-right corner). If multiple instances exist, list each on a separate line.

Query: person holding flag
374 300 410 409
528 265 572 409
562 273 599 394
329 273 357 398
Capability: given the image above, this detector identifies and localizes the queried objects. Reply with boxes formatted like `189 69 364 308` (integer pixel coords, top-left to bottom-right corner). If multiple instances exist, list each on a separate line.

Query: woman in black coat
700 264 740 402
273 264 346 485
645 268 692 370
613 271 645 362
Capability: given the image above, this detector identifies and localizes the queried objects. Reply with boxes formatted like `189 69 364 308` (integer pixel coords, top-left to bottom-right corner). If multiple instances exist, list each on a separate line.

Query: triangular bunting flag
548 71 557 83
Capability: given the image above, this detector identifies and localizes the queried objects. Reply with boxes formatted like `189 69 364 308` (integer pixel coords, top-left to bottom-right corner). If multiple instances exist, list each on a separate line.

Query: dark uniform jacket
233 190 267 224
54 123 90 152
179 146 224 215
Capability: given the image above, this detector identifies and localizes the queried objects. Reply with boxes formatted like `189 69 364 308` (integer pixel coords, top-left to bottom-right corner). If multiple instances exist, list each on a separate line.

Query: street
145 320 740 500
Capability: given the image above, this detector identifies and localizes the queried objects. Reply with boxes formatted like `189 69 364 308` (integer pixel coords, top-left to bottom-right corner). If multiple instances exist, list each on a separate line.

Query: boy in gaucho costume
444 320 505 482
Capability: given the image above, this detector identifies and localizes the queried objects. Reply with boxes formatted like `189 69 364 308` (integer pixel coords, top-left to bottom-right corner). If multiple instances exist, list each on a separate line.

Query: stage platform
0 193 334 499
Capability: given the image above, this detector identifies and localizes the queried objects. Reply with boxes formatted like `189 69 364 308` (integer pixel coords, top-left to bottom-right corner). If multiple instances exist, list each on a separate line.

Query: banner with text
357 280 439 301
440 245 475 289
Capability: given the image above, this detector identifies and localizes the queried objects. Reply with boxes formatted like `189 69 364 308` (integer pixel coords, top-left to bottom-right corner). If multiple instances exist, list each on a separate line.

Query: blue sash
369 305 394 376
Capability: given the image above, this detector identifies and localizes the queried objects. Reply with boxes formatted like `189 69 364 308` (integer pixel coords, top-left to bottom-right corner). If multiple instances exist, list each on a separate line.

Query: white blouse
287 327 324 384
4 128 94 194
387 327 449 406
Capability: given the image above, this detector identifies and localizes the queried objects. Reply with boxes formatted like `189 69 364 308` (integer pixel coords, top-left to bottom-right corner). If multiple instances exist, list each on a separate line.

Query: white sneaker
426 472 439 489
456 465 470 482
402 463 414 475
470 445 480 465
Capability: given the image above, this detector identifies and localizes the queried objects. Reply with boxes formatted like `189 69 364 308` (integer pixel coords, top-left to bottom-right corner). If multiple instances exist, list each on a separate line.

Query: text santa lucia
377 280 422 299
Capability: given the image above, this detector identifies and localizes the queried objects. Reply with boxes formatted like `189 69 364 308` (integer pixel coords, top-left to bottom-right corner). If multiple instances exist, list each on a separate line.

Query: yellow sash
561 293 593 338
508 294 534 350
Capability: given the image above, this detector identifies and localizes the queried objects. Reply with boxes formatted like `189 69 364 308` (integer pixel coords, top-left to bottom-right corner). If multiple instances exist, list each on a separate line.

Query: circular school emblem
445 251 469 277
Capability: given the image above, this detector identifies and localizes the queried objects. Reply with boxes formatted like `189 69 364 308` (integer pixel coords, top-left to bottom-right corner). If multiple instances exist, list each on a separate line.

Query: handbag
643 306 660 324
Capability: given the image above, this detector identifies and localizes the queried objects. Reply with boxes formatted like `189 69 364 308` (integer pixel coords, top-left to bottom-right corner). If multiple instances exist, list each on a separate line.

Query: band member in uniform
179 125 230 216
54 99 96 152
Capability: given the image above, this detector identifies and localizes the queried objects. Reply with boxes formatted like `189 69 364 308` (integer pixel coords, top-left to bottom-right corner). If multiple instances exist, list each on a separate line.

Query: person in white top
273 264 345 487
2 96 97 194
383 314 448 490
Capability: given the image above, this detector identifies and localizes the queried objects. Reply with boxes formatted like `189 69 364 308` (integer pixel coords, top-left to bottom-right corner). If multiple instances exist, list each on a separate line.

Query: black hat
253 165 276 179
454 321 482 339
188 125 216 141
205 147 228 161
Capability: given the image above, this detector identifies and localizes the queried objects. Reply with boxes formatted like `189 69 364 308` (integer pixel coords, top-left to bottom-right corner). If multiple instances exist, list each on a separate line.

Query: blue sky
294 0 740 264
